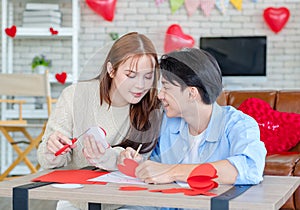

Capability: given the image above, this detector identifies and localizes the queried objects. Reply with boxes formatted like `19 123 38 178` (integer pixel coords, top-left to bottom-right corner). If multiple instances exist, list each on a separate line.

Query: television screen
199 36 267 77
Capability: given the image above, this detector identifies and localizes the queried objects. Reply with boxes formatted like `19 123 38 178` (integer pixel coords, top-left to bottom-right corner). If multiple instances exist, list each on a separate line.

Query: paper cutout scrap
32 169 108 185
55 71 67 84
5 25 17 38
119 186 148 191
149 187 216 196
50 27 59 35
117 158 139 177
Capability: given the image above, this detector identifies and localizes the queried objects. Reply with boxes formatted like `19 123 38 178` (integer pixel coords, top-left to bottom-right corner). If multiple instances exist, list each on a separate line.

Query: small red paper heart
164 24 195 53
117 158 139 177
5 25 17 38
50 27 59 35
263 7 290 33
55 72 67 84
85 0 117 22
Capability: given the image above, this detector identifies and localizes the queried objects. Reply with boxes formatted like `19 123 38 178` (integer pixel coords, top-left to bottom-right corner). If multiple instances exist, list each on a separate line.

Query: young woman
120 48 266 188
37 32 162 209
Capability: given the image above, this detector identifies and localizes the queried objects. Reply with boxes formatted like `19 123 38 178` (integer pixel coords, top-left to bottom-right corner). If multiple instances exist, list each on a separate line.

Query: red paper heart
55 72 67 84
85 0 117 22
187 163 218 191
5 25 17 38
50 27 59 35
263 7 290 33
238 98 300 154
164 24 195 53
117 158 139 177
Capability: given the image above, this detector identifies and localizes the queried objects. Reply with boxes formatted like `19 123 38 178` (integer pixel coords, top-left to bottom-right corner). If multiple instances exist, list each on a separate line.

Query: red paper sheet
32 170 109 185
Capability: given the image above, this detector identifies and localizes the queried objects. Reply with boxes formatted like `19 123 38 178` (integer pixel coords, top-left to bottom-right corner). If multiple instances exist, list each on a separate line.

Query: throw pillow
238 98 300 154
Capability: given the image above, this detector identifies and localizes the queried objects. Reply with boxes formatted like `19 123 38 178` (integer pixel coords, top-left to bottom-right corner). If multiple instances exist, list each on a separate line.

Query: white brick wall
1 0 300 91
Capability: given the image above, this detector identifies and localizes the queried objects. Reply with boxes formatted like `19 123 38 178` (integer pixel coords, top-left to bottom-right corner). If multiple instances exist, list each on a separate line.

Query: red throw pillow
238 98 300 154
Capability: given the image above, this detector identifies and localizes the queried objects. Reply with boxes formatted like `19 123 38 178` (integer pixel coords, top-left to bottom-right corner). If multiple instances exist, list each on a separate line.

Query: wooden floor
0 197 57 210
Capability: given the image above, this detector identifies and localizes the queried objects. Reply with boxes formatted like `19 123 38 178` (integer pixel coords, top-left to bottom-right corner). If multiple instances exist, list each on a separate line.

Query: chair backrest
0 71 52 123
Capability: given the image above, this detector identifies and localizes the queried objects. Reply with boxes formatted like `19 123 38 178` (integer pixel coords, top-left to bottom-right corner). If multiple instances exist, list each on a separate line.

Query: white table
0 170 299 210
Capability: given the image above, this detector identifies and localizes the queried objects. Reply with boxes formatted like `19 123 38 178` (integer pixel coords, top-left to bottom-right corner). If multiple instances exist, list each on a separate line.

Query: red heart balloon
5 25 17 38
117 158 139 177
55 72 67 84
238 98 300 154
164 24 195 53
85 0 117 22
263 7 290 33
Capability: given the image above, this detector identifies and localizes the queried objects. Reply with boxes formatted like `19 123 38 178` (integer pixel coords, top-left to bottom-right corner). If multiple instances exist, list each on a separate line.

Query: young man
120 48 266 186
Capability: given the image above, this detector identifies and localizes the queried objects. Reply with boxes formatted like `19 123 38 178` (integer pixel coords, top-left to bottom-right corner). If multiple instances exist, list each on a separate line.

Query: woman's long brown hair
96 32 161 153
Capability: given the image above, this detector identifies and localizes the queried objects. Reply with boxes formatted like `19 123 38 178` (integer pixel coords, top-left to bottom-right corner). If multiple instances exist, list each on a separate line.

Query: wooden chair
0 71 52 181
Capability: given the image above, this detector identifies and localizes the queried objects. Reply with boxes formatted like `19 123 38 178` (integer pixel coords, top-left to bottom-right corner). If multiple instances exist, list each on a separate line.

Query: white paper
88 171 147 185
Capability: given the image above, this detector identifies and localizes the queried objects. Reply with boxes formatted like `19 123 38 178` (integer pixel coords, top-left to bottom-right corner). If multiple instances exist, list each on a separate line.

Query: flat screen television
199 36 267 82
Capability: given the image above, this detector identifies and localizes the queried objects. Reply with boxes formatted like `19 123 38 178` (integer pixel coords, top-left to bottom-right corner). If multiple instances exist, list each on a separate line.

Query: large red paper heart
55 72 67 84
164 24 195 53
117 158 139 177
238 98 300 154
263 7 290 33
187 163 218 191
85 0 117 22
5 25 17 38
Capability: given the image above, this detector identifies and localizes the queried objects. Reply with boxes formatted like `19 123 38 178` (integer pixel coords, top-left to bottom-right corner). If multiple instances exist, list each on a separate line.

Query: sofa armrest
264 153 300 176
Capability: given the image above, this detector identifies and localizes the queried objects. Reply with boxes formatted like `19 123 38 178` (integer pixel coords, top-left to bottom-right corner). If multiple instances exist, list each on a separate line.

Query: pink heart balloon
86 0 117 22
164 24 195 53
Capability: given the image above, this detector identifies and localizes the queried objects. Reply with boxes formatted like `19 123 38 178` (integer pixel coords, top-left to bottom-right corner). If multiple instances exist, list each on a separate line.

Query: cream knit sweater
37 79 131 209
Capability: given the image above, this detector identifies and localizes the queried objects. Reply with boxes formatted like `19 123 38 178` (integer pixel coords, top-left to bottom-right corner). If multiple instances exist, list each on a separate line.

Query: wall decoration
86 0 117 22
200 0 215 16
263 7 290 33
155 0 166 6
5 25 17 38
230 0 242 11
55 72 67 84
185 0 201 16
49 27 58 35
164 24 195 53
215 0 229 14
170 0 184 14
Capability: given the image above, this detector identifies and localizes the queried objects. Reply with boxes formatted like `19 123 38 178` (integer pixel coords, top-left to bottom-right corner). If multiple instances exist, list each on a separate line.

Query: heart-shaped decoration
263 7 290 33
85 0 117 22
55 72 67 84
50 27 58 35
117 158 139 177
164 24 195 53
238 98 300 154
5 25 17 38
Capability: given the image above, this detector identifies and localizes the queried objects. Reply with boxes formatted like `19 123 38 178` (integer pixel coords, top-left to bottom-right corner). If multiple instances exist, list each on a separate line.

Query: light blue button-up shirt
151 103 267 185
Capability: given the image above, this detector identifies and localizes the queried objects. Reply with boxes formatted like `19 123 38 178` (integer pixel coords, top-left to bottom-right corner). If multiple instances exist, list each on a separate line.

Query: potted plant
31 54 52 73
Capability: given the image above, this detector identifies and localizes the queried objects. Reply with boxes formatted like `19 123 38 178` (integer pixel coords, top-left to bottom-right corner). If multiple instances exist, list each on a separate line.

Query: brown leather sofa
216 90 300 210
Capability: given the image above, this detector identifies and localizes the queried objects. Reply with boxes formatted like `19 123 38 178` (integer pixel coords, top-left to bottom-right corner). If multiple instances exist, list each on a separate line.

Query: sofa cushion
238 98 300 154
227 90 277 109
276 91 300 114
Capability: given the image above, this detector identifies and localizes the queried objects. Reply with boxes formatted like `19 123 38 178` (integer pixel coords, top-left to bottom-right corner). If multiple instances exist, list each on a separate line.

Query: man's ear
188 87 199 99
107 62 114 78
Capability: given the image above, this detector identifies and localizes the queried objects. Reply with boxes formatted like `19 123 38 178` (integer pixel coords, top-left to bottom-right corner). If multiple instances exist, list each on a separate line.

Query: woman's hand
136 160 177 184
82 134 107 167
117 147 143 165
47 131 73 155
